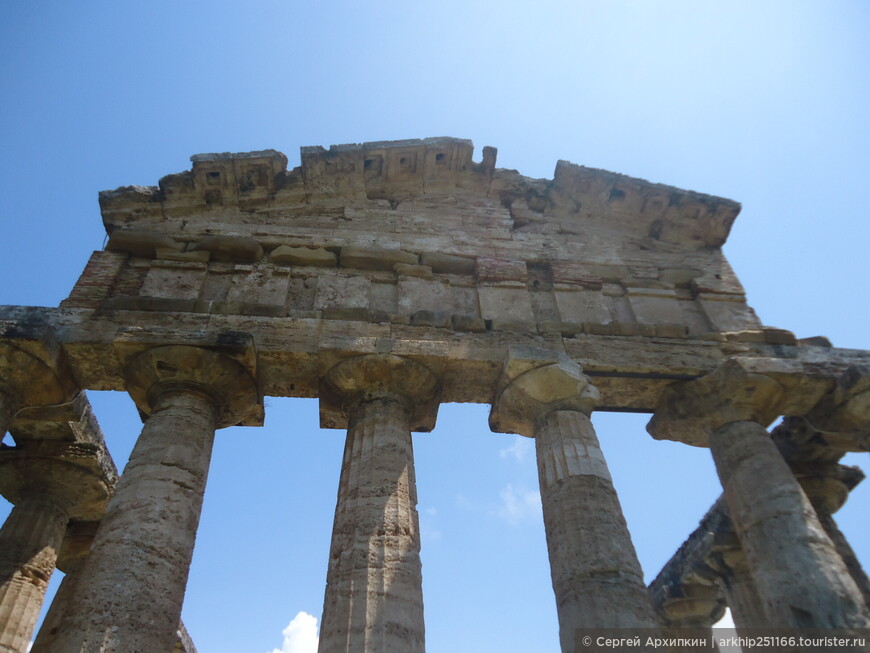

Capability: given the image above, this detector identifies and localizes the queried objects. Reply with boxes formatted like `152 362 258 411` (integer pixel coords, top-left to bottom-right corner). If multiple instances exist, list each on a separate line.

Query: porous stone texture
0 496 70 653
491 348 659 651
31 536 90 653
318 356 437 653
649 361 870 633
3 138 870 651
318 396 425 653
0 333 77 438
49 347 257 652
49 390 218 652
0 401 115 653
536 411 661 644
711 420 869 629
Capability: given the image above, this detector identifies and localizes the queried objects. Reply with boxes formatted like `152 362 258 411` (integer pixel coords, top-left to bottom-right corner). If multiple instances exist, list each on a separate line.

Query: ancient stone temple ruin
1 137 868 652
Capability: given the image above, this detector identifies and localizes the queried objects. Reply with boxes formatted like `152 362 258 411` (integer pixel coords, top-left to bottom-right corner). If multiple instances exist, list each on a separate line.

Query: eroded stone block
270 245 336 267
140 263 207 301
339 246 418 271
554 288 611 325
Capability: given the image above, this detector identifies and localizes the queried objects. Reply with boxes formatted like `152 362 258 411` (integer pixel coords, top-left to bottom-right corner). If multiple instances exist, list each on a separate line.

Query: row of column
2 345 869 652
649 360 870 637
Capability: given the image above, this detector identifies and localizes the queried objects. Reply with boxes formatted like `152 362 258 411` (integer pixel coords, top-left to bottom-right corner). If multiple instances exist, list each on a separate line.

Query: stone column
490 347 660 652
714 537 768 633
0 496 70 653
317 354 440 653
648 360 870 630
657 582 723 652
795 462 870 613
0 457 108 653
50 345 259 653
0 336 75 440
31 522 97 653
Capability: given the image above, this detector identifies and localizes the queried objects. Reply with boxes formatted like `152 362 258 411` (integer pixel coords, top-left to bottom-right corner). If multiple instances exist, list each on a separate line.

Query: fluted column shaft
717 549 768 633
536 409 660 649
50 389 218 652
0 496 70 653
31 555 84 653
710 420 869 628
319 396 424 653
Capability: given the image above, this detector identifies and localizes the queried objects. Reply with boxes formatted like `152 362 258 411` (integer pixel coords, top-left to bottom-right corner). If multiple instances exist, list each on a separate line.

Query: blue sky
1 2 868 652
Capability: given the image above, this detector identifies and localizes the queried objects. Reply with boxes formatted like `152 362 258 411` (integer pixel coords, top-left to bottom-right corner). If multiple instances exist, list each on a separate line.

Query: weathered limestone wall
33 137 867 416
2 137 868 652
67 138 760 342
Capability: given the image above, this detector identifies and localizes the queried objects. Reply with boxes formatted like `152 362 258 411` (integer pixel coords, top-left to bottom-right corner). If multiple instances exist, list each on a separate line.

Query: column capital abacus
319 353 441 431
123 344 261 428
489 345 599 437
0 444 112 522
0 327 78 432
803 365 870 452
647 359 786 447
655 581 726 629
792 462 863 515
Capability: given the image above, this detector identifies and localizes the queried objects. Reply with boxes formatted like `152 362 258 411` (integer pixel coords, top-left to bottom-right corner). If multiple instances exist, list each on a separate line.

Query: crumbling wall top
98 137 739 252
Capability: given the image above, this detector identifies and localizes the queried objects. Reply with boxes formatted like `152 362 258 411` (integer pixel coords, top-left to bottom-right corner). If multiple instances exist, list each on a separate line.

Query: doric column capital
791 463 863 515
319 354 441 431
656 581 726 628
489 346 599 437
0 327 78 429
804 365 870 451
124 345 260 428
647 359 785 447
0 446 112 522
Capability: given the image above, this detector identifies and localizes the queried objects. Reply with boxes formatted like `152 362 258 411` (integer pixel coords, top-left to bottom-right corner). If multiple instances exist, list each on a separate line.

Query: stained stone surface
319 398 425 653
491 349 659 651
3 137 859 412
1 137 869 651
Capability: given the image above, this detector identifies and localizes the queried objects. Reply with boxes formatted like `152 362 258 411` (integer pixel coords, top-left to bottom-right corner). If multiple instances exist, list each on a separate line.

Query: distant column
649 360 870 630
490 347 660 652
715 537 768 633
31 521 98 653
0 459 108 653
657 582 723 652
318 355 440 653
50 346 259 652
0 496 70 653
774 415 870 612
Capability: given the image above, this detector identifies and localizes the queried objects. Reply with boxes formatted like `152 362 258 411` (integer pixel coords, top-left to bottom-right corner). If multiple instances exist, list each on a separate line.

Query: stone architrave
490 346 660 652
49 345 259 653
648 360 870 630
317 354 440 653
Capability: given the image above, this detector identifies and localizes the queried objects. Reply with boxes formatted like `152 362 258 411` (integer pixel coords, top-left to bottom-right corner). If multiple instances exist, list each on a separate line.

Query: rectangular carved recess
44 137 842 408
82 138 763 339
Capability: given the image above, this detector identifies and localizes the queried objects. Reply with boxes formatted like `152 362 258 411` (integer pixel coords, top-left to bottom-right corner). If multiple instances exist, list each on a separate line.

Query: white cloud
268 611 319 653
499 437 533 462
497 484 541 525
